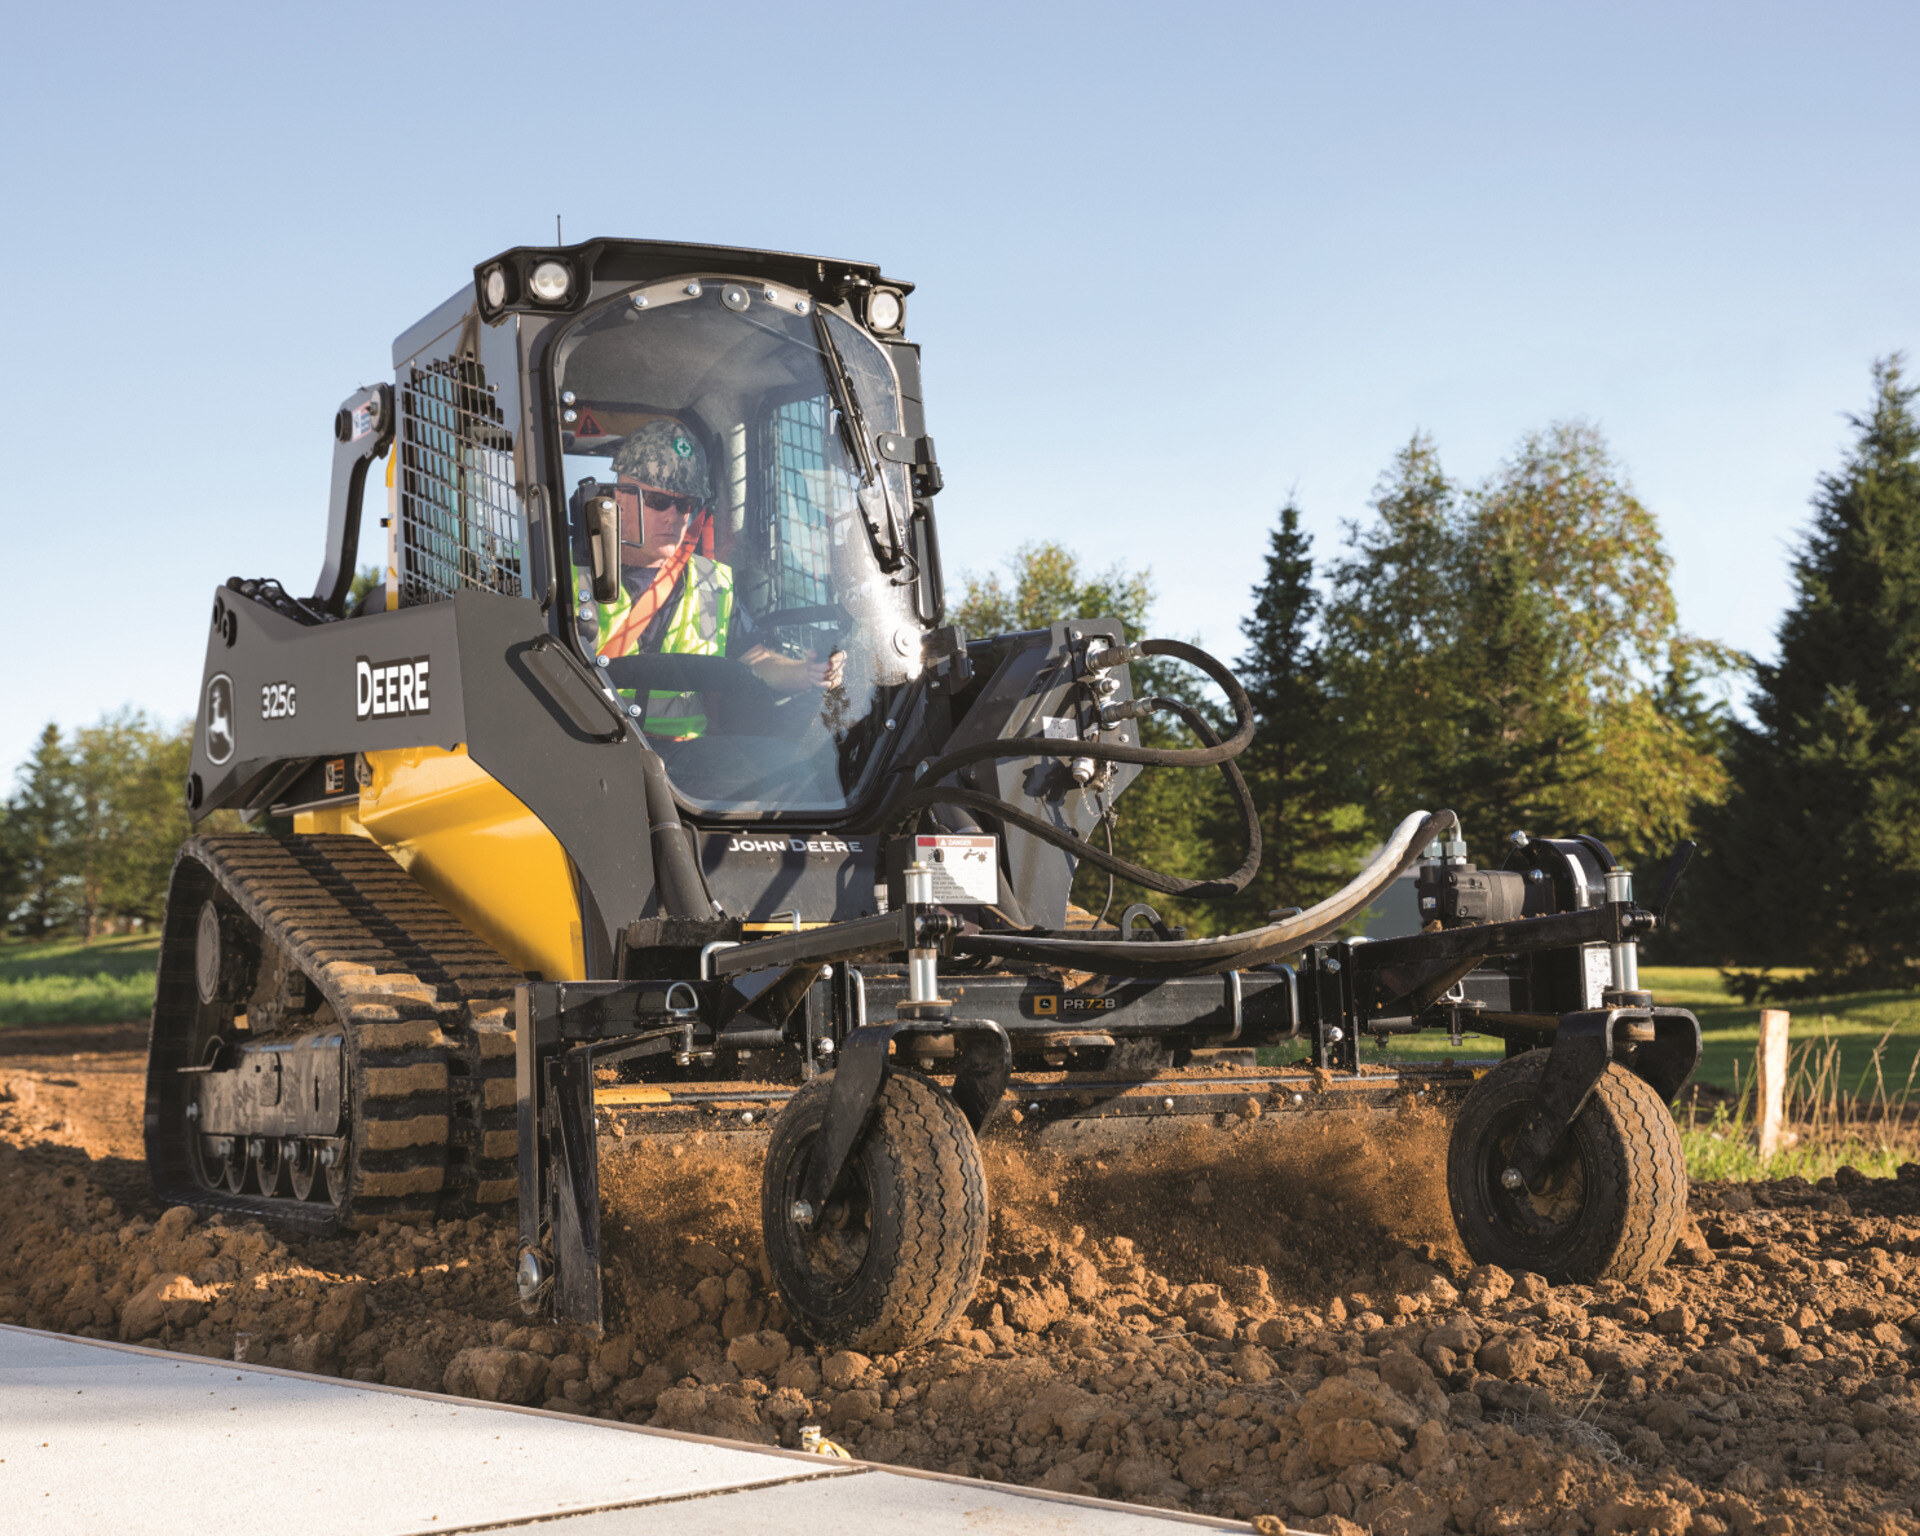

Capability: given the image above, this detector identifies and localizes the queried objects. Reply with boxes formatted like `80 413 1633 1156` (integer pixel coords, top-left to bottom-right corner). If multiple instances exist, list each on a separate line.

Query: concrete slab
532 1470 1237 1535
0 1326 843 1536
0 1325 1258 1535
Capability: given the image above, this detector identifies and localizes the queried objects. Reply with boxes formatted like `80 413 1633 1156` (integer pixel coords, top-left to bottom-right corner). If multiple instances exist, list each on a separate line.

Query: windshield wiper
812 310 906 571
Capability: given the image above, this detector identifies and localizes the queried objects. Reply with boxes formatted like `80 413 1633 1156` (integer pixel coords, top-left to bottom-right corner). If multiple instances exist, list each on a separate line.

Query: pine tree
1214 502 1361 926
1697 358 1920 987
1431 543 1597 848
4 724 79 935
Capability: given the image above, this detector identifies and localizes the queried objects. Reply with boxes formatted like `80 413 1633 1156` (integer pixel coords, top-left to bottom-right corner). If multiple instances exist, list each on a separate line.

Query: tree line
959 359 1920 993
0 715 216 938
9 366 1918 992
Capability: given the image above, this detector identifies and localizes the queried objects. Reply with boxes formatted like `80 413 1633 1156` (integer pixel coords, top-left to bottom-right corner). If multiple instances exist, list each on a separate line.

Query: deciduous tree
1322 424 1727 872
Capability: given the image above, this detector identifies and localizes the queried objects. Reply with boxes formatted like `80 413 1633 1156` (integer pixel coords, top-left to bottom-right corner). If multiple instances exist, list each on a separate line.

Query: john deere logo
1033 995 1058 1016
204 674 235 766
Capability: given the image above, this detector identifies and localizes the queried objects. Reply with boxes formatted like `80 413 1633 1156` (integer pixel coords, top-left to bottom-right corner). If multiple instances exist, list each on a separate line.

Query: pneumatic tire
1447 1051 1687 1285
761 1070 988 1352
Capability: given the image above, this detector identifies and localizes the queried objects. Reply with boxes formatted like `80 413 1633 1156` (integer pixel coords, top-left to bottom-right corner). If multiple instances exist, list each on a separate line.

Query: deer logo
205 674 235 765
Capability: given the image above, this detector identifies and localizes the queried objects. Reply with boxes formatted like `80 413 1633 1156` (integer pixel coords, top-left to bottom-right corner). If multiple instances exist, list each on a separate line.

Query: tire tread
1447 1052 1687 1284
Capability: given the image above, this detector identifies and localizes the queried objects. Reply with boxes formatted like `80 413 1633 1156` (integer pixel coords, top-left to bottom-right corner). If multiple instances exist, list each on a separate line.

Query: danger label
913 834 997 905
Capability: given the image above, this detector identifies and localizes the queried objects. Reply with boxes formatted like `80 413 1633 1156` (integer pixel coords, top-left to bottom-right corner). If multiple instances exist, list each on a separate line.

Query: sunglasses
617 482 698 517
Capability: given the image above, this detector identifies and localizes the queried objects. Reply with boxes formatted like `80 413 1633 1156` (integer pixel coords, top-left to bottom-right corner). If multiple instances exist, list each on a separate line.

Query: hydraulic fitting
1099 696 1161 728
1078 639 1142 678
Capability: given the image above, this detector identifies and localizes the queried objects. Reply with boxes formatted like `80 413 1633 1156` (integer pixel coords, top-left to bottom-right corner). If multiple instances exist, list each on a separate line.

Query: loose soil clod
4 1040 1920 1534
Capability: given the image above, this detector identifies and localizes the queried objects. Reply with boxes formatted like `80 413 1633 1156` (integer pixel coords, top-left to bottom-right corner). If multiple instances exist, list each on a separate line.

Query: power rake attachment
155 234 1704 1358
515 820 1704 1349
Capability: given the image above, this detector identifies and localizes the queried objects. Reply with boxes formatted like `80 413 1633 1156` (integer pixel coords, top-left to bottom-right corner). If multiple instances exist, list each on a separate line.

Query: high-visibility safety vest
596 557 736 738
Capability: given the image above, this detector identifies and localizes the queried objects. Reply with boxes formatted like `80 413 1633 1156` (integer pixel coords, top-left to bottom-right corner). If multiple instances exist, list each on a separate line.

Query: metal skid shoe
1445 866 1701 1285
760 863 1007 1353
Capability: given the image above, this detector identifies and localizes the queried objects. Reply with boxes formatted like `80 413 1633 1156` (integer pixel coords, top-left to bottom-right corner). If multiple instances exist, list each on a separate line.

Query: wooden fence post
1756 1008 1791 1158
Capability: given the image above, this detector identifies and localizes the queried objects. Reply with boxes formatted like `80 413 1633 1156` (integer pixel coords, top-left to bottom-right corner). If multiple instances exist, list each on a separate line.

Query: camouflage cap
611 419 711 503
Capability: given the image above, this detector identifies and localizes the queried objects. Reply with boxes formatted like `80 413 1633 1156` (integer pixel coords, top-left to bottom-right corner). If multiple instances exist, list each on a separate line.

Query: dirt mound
4 1046 1920 1534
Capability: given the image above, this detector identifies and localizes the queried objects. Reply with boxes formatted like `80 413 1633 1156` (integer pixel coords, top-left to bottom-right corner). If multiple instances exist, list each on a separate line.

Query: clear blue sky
4 2 1916 778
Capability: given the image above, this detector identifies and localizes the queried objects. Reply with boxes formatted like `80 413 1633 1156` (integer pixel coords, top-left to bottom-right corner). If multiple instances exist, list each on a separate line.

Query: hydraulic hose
639 747 712 920
952 809 1458 978
874 637 1261 897
907 638 1255 786
884 696 1261 899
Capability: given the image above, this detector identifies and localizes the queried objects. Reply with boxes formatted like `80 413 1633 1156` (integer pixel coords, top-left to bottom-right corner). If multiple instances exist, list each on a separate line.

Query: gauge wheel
761 1070 988 1352
1447 1051 1687 1285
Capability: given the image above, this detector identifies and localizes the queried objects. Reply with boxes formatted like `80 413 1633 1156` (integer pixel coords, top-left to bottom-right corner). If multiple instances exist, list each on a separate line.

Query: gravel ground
3 1034 1918 1536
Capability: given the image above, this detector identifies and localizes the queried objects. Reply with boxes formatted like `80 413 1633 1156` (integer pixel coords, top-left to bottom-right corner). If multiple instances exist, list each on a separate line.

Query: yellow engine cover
295 746 584 981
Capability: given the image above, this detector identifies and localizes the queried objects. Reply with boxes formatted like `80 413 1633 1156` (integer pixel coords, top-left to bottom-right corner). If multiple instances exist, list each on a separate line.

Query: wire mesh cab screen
396 357 525 605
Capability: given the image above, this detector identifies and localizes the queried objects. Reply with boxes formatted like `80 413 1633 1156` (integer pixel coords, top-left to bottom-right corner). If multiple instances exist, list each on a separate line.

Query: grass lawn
1340 965 1920 1096
1325 963 1920 1182
0 932 160 1026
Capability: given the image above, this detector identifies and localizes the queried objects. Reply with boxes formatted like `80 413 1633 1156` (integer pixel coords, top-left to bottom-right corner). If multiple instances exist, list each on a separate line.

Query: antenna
556 214 563 245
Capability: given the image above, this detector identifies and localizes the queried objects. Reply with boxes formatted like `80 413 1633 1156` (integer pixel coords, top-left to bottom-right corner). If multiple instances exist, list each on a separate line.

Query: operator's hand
743 645 845 693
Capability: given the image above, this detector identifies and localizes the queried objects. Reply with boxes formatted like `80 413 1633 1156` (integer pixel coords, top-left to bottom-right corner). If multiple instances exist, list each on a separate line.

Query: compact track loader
150 237 1703 1350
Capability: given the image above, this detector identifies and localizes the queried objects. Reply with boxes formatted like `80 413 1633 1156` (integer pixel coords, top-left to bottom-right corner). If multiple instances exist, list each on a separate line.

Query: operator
594 419 843 739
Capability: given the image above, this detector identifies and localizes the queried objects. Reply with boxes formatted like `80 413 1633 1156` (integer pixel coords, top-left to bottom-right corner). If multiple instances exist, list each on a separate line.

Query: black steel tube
712 1029 789 1050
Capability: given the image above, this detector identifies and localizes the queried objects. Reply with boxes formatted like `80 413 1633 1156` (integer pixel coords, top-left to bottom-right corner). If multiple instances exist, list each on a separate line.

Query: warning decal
914 834 998 905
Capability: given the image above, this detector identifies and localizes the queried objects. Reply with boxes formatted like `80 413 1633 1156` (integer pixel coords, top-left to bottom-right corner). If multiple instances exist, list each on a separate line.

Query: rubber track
857 1074 991 1352
148 834 524 1232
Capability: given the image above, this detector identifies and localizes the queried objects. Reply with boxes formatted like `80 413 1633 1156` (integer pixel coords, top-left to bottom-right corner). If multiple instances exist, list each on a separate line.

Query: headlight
866 288 904 333
483 265 509 308
528 260 573 304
